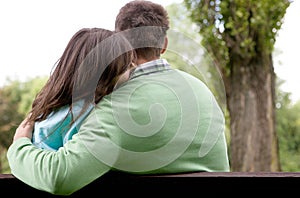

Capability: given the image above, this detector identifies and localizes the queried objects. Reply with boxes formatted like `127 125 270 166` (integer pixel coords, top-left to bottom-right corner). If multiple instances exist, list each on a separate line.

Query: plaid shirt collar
130 59 171 80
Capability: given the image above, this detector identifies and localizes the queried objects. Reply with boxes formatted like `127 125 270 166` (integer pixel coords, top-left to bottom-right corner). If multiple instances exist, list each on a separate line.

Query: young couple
7 0 230 195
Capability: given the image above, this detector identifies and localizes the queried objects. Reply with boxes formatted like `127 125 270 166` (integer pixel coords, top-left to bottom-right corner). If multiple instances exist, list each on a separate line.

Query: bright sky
274 0 300 103
0 0 181 85
0 0 299 102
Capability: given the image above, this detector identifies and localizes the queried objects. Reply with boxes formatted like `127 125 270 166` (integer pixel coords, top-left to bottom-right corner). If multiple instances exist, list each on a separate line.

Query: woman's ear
160 37 168 54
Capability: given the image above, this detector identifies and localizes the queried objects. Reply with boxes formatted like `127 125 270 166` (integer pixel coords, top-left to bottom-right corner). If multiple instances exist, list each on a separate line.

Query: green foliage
184 0 291 75
0 80 26 148
0 77 47 147
276 79 300 171
0 76 47 173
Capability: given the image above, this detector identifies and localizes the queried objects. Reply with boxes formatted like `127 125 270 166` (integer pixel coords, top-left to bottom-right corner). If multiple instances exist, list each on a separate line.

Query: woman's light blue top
32 100 94 151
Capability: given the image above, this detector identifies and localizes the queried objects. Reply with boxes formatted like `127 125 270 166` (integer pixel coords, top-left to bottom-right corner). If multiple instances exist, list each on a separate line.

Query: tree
184 0 291 171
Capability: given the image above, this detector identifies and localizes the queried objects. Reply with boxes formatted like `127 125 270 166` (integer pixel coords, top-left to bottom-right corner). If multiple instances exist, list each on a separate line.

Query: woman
27 27 136 150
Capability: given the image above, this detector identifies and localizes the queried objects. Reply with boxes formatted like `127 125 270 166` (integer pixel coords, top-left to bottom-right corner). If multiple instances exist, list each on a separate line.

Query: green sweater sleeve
7 110 112 195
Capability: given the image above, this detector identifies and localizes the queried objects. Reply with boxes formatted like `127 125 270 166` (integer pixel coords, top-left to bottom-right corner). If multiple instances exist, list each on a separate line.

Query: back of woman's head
115 0 169 60
29 28 135 122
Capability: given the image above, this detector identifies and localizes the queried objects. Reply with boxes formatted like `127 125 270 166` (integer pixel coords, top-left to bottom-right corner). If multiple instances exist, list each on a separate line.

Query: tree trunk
227 54 281 172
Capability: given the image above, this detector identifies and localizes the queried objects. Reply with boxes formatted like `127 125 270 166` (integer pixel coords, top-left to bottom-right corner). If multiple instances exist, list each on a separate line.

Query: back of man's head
115 0 170 61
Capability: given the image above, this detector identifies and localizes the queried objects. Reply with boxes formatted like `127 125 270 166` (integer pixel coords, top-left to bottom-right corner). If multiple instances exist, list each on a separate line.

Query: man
7 0 230 195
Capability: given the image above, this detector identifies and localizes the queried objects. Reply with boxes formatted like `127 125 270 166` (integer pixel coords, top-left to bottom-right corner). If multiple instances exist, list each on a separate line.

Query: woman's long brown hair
27 28 135 124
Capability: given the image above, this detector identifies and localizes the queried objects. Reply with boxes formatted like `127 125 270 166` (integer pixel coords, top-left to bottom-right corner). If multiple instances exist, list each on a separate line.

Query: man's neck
136 57 160 66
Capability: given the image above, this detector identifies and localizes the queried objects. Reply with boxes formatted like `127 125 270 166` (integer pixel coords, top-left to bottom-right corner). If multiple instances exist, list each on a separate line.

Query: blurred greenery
275 78 300 171
0 76 48 173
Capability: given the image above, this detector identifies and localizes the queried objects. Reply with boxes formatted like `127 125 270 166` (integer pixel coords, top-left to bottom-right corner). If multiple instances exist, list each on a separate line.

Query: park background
0 0 299 172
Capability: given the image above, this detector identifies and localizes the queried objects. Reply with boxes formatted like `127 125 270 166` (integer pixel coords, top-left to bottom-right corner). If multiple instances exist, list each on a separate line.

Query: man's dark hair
115 0 170 60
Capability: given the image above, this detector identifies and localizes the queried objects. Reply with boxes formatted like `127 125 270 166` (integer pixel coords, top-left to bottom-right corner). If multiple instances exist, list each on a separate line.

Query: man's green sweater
7 59 230 195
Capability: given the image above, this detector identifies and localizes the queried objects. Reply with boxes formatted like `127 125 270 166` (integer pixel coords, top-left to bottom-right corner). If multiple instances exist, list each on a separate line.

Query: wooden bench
1 172 300 196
